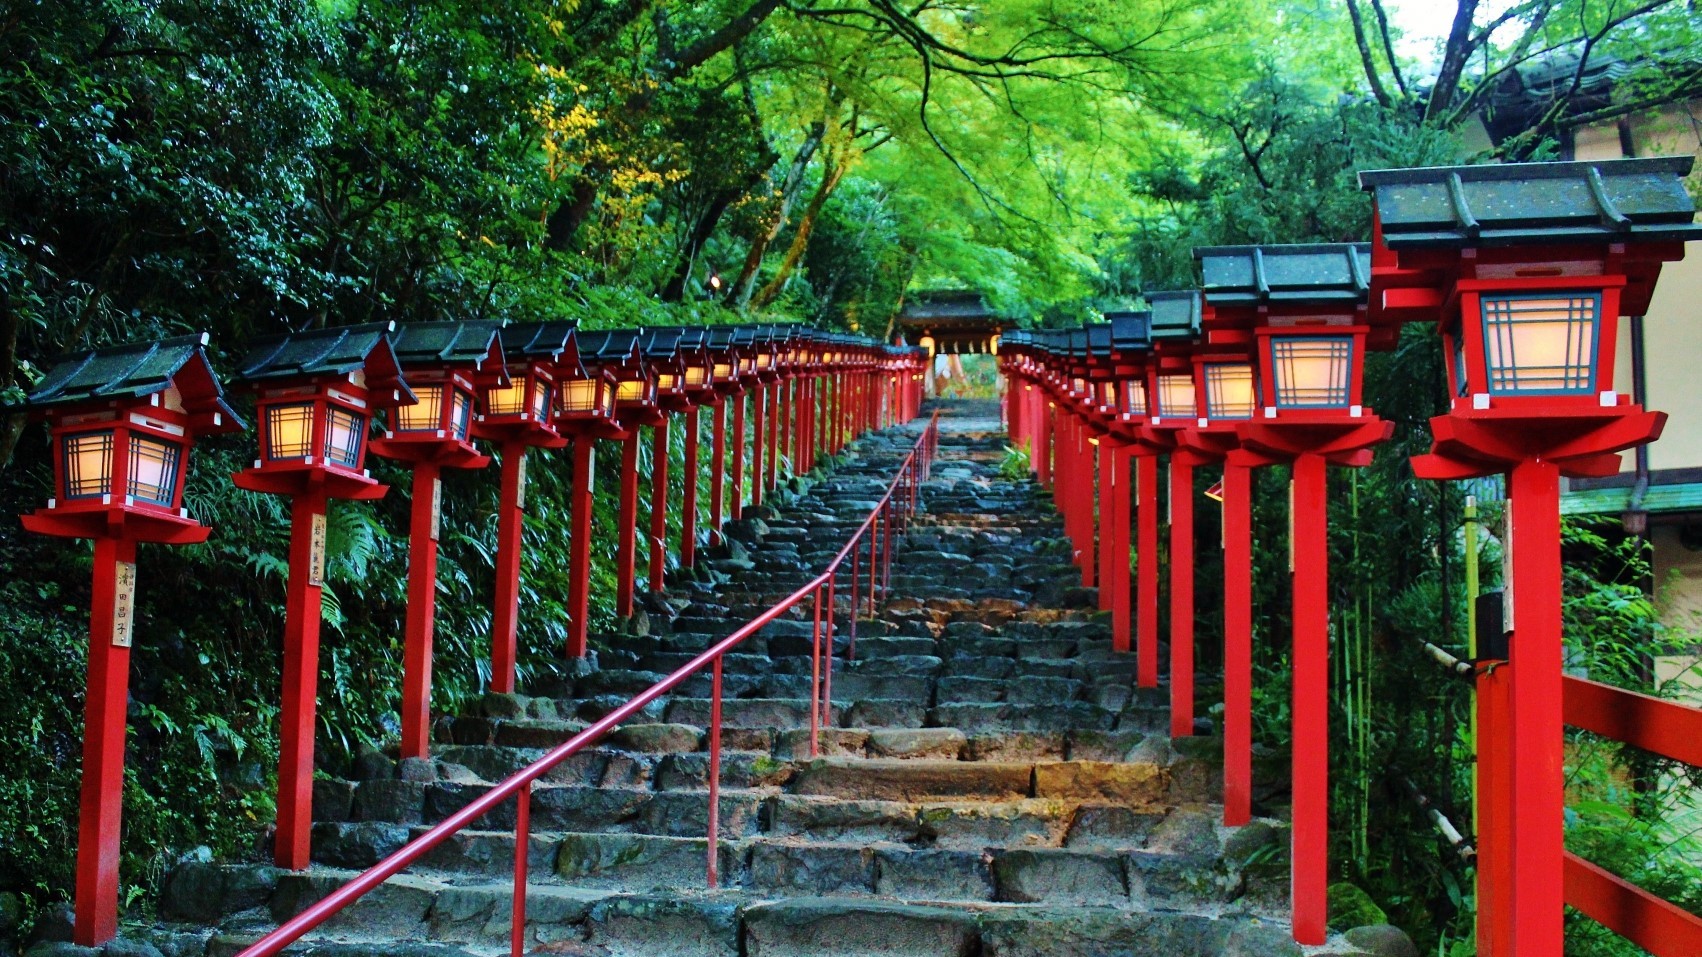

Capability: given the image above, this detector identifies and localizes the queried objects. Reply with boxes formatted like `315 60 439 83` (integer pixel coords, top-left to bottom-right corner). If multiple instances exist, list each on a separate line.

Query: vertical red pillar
768 381 781 490
1289 451 1329 945
73 536 137 946
1168 455 1195 739
681 408 700 569
648 419 670 593
1506 458 1564 954
489 443 526 695
1136 453 1160 688
1478 654 1513 957
751 384 766 508
275 494 327 869
1036 402 1052 486
401 462 443 759
709 399 726 534
1098 442 1115 612
1222 460 1253 827
566 439 595 658
1078 427 1096 589
731 394 746 520
615 435 640 616
778 380 792 482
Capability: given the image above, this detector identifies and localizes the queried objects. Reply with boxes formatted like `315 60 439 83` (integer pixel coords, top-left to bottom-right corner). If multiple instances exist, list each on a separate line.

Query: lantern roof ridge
388 320 508 381
575 328 645 365
1146 290 1203 339
1196 243 1372 306
498 320 576 359
22 332 244 431
235 322 408 388
1357 155 1702 248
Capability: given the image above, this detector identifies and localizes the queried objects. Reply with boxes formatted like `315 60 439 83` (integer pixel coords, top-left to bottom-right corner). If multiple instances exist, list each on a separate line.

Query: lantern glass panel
561 379 599 413
484 381 528 417
1122 380 1147 416
450 388 473 440
1204 363 1255 419
1269 336 1353 408
685 364 709 387
265 402 316 460
324 407 366 469
1071 377 1087 396
656 373 679 392
713 361 734 378
616 379 648 403
1480 293 1600 395
395 385 444 432
127 434 181 506
63 430 115 499
1155 375 1196 418
530 380 552 420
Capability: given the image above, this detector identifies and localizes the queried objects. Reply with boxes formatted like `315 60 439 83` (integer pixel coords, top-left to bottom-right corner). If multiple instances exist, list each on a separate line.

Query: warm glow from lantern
1156 375 1196 418
713 362 734 379
561 379 601 413
657 373 679 391
395 384 444 432
616 380 648 403
1204 363 1255 419
449 388 473 440
265 403 316 460
126 434 181 506
1270 336 1352 408
1122 380 1147 416
484 381 527 417
1479 293 1600 394
1098 382 1115 409
62 431 115 499
919 335 936 357
685 364 709 387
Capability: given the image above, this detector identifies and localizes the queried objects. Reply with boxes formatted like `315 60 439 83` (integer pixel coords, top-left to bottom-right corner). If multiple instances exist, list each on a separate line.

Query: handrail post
510 781 531 957
824 572 837 728
810 584 823 757
866 516 878 618
707 654 723 889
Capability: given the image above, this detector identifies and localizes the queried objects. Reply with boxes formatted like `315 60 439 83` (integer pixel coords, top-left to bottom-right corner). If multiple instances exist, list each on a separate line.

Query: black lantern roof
576 329 644 369
1147 291 1203 339
1084 325 1112 360
389 320 506 372
1104 309 1152 352
499 320 585 378
22 333 244 430
235 322 415 405
707 327 739 352
1357 156 1702 248
1196 244 1371 306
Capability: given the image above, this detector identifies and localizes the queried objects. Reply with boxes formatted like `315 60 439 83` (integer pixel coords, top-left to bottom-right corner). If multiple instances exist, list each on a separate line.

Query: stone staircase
132 400 1385 957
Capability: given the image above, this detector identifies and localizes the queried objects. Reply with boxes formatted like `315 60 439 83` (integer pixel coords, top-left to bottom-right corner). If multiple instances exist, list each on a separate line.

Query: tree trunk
662 188 740 302
1425 0 1480 125
731 123 825 308
750 155 847 309
545 169 604 252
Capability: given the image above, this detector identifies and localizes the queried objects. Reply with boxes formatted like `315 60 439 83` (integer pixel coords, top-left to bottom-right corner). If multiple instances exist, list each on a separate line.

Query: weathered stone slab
791 759 1031 801
874 848 993 901
748 842 875 895
1033 761 1166 803
742 900 978 957
769 795 921 843
868 728 967 759
991 849 1127 905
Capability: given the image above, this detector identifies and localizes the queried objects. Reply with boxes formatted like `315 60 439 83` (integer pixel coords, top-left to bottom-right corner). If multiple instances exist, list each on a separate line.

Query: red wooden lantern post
554 333 626 658
638 328 693 594
1362 157 1699 955
662 329 717 574
14 334 242 945
370 321 506 759
230 324 410 869
1137 292 1204 736
594 329 664 620
728 327 760 521
1096 312 1154 658
705 328 742 537
472 322 581 693
1196 244 1392 943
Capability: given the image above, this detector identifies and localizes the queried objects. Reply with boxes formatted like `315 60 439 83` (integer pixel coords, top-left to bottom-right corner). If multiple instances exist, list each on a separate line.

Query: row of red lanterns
10 319 926 946
1001 156 1701 950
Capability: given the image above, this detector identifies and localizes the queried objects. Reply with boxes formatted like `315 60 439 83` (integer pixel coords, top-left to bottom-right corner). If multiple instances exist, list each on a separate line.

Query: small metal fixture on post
14 334 243 946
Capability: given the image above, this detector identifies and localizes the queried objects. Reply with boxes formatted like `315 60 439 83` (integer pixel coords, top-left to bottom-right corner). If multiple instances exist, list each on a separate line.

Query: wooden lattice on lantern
371 321 506 468
475 320 581 450
1141 290 1204 430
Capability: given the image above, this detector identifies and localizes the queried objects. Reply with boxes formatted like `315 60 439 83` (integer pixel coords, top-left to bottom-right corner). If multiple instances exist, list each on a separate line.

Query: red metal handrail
1562 674 1702 955
237 410 941 957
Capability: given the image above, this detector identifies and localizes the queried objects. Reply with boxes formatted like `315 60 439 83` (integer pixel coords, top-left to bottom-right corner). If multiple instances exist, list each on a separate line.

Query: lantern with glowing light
1361 157 1702 954
371 321 505 760
13 334 243 947
230 323 412 870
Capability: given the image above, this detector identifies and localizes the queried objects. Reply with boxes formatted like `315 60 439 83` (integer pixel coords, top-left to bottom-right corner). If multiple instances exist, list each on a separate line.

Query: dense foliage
2 0 1699 952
